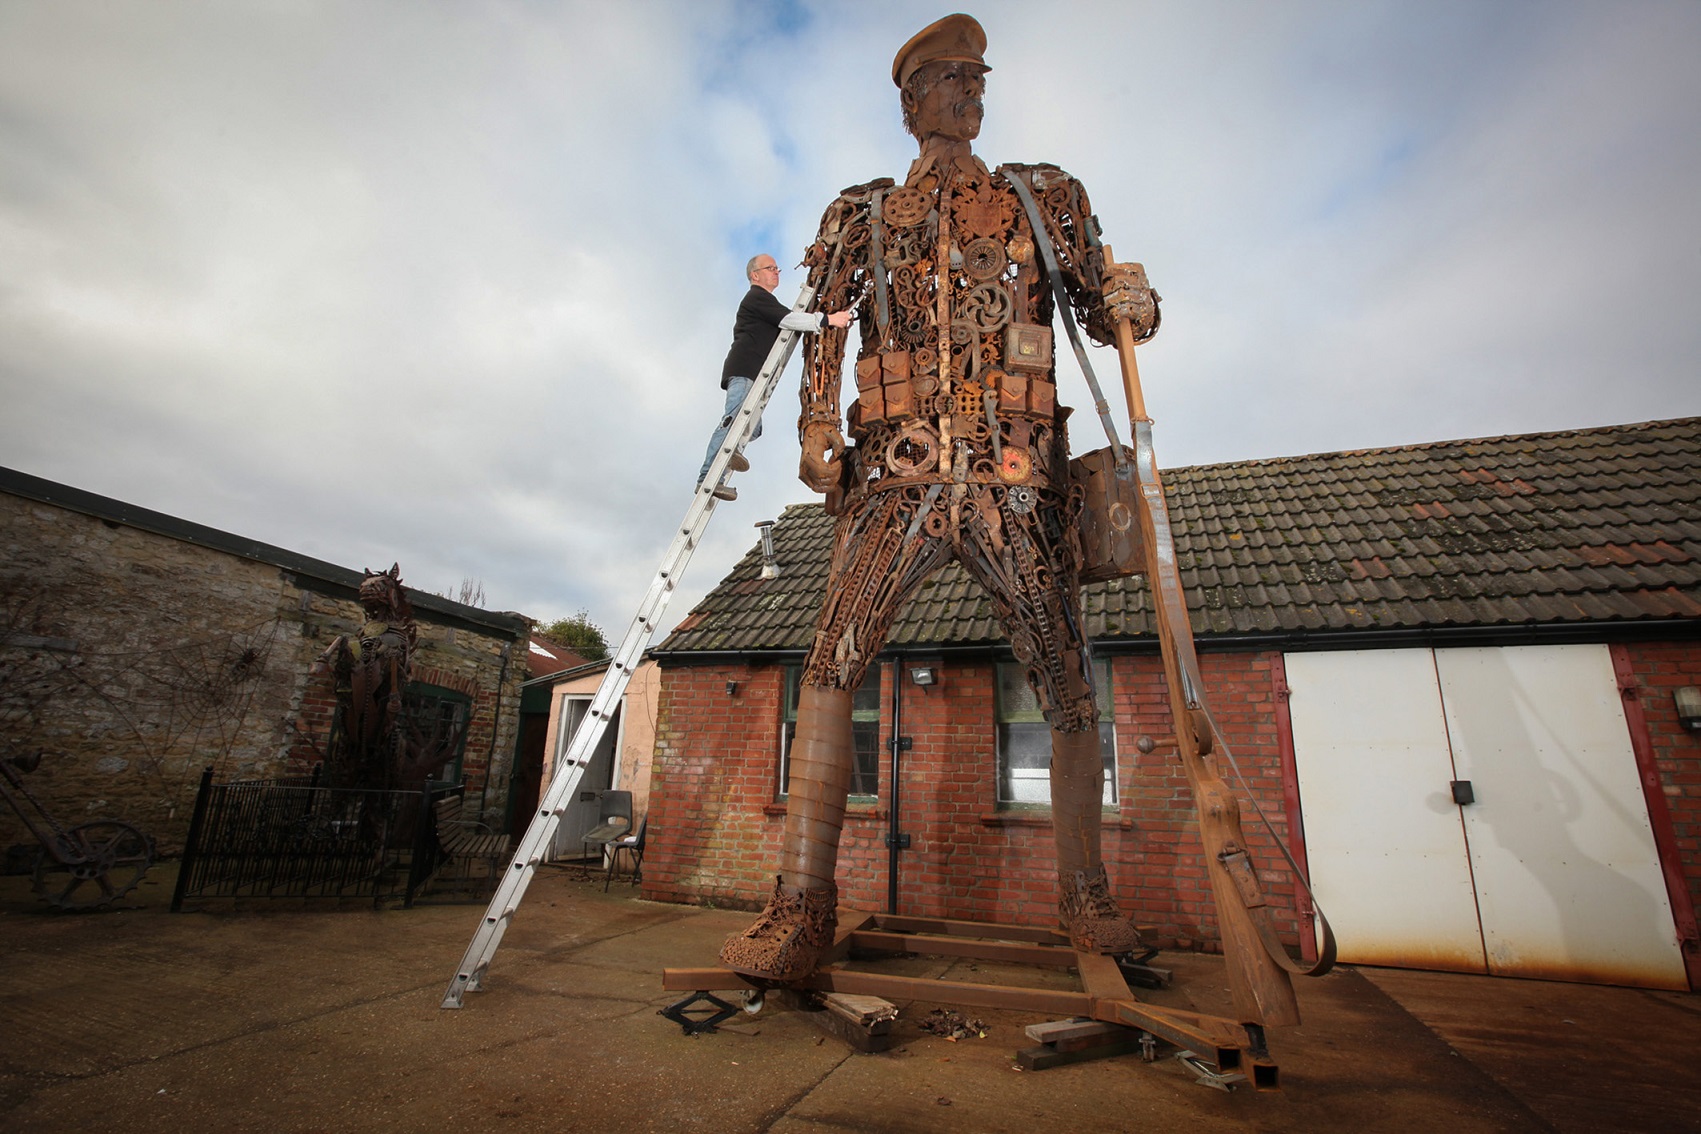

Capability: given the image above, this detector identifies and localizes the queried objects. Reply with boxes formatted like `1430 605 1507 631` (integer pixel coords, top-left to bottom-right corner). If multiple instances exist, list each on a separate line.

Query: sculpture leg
720 490 949 982
954 487 1143 954
1051 724 1143 953
719 686 851 981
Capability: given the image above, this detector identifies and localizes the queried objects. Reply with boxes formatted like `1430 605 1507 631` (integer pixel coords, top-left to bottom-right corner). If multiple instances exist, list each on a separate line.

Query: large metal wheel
32 820 154 909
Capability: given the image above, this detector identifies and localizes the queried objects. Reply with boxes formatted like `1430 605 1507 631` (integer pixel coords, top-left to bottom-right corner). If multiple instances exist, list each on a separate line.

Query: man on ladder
698 254 854 500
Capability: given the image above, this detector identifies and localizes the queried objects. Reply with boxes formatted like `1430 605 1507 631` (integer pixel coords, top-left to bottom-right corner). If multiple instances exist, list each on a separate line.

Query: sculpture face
907 59 987 143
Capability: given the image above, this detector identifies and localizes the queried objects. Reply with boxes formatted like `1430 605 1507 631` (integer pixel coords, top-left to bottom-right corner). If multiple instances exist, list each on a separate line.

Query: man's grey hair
746 255 767 280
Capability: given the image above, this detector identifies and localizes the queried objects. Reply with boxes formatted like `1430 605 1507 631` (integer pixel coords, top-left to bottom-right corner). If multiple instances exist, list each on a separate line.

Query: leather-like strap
998 165 1127 470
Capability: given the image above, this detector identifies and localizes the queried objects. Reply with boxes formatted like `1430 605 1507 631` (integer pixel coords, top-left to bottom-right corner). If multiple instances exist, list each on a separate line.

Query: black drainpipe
885 657 911 913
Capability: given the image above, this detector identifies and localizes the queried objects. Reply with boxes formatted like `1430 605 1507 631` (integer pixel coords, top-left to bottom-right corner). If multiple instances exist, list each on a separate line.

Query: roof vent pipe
754 520 780 580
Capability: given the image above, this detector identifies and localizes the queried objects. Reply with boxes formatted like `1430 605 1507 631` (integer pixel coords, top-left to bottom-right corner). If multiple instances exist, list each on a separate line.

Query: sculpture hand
799 421 847 493
1101 261 1160 342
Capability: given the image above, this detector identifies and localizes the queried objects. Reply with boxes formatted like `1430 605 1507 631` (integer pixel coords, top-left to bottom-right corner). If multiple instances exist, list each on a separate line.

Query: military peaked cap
892 13 989 87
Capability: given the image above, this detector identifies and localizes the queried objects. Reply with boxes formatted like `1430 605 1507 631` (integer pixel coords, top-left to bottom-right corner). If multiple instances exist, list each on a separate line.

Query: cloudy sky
3 1 1697 642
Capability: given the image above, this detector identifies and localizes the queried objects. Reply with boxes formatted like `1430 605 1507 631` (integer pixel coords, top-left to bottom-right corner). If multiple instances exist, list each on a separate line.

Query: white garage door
1287 644 1687 990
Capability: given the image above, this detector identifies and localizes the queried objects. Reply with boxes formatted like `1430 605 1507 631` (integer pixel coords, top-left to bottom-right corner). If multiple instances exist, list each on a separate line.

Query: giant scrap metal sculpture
699 13 1329 1081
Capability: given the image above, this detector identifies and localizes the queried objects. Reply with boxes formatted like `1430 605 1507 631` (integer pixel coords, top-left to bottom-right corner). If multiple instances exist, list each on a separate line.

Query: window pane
851 720 880 795
851 669 882 717
994 660 1116 806
996 665 1044 721
781 666 883 799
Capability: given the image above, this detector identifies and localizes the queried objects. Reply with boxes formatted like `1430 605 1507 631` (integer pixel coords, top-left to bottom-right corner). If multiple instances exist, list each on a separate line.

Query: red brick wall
648 639 1701 964
1617 641 1701 927
647 650 1303 951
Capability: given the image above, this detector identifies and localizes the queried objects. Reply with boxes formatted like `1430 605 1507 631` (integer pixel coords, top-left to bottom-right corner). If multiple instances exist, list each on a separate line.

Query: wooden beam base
661 910 1277 1085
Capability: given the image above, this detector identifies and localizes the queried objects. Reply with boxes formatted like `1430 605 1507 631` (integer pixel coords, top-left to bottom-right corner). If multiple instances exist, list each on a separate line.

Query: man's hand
799 420 847 492
825 309 853 330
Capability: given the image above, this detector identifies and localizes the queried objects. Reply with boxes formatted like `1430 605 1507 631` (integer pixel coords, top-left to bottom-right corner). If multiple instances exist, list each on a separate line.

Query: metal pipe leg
1050 725 1142 954
720 685 851 982
781 686 854 889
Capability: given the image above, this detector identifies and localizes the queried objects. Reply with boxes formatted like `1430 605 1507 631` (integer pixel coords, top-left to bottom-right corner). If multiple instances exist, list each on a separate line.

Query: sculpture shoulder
836 176 897 202
813 177 892 231
997 162 1089 194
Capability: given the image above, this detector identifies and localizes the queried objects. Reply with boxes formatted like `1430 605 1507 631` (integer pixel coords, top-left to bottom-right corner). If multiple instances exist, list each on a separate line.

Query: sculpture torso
801 158 1119 511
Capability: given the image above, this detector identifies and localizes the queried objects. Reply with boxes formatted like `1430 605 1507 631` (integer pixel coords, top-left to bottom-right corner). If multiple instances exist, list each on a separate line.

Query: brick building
644 418 1701 990
0 467 530 854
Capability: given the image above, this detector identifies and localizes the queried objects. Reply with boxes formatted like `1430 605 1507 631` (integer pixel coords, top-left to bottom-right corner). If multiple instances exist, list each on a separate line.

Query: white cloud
2 0 1698 640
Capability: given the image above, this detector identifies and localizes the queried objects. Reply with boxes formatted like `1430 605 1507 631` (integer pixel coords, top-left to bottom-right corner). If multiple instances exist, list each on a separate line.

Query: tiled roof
657 417 1701 654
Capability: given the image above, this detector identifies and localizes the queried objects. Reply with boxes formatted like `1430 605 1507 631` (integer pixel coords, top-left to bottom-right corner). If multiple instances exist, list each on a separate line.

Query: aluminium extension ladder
441 284 817 1008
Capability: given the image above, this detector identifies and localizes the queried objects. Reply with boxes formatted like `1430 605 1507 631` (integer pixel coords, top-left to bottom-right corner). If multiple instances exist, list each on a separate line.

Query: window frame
779 665 883 801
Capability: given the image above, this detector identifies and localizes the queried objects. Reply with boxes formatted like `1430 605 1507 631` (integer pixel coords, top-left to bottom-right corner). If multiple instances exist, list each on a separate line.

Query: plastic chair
604 815 646 891
581 790 632 874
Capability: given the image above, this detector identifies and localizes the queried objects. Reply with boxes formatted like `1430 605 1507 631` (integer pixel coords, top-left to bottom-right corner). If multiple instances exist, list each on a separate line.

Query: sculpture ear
388 563 401 581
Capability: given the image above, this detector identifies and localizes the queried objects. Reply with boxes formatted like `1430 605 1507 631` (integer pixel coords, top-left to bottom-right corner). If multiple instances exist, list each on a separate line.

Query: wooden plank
850 930 1075 968
1076 952 1134 1004
1025 1018 1128 1050
661 966 759 992
820 909 877 966
1017 1037 1147 1071
803 968 1090 1016
823 993 897 1034
775 990 897 1053
1099 999 1251 1070
874 913 1070 945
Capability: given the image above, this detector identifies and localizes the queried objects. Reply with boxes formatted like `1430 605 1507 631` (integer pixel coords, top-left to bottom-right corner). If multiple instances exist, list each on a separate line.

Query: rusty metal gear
963 236 1007 281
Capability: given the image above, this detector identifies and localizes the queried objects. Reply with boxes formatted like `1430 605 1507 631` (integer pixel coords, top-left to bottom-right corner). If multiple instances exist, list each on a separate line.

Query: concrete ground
3 864 1699 1134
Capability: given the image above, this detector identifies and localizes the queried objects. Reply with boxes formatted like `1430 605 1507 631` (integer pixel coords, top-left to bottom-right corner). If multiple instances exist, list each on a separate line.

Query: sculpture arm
1026 166 1159 347
798 188 875 492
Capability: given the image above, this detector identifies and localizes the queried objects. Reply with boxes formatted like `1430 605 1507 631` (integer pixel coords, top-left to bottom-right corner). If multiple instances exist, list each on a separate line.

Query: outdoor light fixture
1676 686 1701 733
726 680 739 697
909 665 938 687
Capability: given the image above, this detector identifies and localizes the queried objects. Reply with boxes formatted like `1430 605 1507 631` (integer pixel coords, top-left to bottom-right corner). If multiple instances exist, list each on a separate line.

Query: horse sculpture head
357 563 415 623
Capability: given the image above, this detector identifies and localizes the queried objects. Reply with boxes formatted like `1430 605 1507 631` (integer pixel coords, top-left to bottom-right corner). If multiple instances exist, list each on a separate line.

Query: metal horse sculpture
317 565 434 791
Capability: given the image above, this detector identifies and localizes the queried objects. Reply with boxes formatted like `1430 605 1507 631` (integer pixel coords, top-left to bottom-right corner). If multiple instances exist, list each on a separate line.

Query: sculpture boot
1049 725 1143 954
719 685 853 982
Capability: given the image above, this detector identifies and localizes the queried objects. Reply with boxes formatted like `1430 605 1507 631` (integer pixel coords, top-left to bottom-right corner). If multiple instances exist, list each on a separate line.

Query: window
995 659 1115 806
399 682 473 785
780 666 882 798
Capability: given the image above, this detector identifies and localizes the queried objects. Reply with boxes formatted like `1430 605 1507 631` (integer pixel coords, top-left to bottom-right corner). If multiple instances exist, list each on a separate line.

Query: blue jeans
697 375 763 484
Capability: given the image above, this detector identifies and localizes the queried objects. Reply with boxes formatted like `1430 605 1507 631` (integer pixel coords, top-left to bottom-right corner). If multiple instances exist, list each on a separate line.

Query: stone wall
0 485 527 855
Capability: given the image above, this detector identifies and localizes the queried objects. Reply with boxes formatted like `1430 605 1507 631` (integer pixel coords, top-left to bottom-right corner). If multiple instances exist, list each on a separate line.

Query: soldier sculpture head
895 13 989 146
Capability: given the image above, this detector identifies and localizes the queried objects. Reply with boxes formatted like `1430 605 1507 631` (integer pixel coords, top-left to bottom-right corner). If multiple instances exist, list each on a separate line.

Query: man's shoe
728 453 750 472
712 485 737 501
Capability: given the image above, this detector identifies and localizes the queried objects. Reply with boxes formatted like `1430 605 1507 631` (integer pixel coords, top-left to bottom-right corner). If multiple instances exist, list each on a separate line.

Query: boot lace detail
1059 866 1143 955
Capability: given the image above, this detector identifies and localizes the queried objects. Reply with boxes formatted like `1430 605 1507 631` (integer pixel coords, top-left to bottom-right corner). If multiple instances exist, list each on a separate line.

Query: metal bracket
1175 1049 1250 1092
659 990 742 1036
